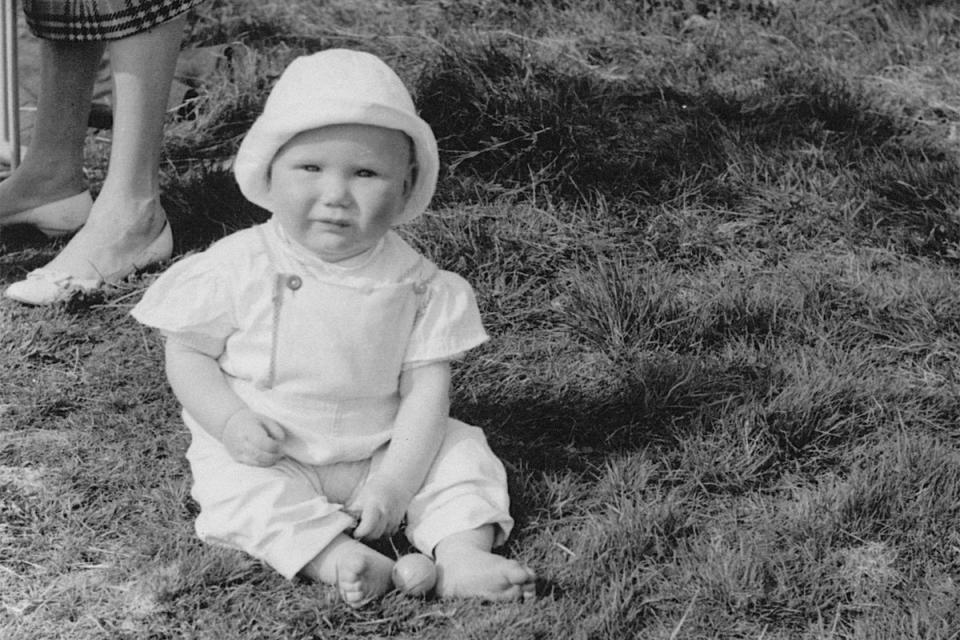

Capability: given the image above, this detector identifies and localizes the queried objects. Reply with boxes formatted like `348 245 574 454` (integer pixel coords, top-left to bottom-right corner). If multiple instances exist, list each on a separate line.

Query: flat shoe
4 221 173 306
2 270 100 305
0 191 93 237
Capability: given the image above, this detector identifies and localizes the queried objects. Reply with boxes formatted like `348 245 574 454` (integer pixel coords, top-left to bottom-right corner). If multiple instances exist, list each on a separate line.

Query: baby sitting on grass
132 48 535 606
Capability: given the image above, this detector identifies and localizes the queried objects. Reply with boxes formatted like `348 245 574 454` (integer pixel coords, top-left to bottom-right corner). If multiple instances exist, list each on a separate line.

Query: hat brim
234 100 439 225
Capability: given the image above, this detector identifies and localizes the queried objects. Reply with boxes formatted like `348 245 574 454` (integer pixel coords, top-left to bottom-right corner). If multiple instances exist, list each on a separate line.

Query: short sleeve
403 270 489 366
130 251 237 357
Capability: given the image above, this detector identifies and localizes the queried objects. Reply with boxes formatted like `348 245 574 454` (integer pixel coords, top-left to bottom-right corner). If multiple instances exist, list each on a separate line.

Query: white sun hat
233 48 439 225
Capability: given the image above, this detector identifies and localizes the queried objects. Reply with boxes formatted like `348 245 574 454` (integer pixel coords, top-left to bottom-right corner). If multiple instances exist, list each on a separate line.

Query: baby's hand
221 409 286 466
346 477 414 541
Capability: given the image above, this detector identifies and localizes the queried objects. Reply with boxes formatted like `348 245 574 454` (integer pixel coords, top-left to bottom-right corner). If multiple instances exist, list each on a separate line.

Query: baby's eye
355 168 377 178
301 164 321 172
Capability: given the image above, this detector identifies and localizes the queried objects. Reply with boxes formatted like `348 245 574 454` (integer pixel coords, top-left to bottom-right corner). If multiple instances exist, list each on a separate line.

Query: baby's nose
319 175 351 205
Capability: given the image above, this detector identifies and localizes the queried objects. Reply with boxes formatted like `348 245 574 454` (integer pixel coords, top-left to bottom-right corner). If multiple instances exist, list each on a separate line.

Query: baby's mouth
314 218 350 228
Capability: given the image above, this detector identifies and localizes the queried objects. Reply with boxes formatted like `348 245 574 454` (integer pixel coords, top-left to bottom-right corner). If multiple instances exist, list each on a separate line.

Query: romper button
413 282 427 295
287 275 302 290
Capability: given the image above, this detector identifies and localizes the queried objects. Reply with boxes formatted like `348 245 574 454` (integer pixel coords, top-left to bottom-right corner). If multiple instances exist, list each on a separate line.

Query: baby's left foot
435 550 536 601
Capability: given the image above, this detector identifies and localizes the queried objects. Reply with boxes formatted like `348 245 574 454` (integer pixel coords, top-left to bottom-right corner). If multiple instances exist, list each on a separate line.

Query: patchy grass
4 0 960 637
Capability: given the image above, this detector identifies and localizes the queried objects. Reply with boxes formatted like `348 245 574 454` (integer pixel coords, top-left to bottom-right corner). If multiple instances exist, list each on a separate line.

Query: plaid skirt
23 0 207 41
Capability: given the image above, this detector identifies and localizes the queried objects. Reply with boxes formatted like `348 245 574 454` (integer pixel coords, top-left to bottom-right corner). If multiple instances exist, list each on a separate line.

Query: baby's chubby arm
164 339 285 466
348 360 451 540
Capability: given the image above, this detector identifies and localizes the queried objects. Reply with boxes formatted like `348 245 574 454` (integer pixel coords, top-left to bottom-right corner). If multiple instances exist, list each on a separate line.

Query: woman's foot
3 195 172 305
40 194 170 282
0 162 90 235
434 527 537 602
0 192 93 237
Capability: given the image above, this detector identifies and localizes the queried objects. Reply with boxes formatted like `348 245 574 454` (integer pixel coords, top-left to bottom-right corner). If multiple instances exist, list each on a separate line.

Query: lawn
3 0 960 638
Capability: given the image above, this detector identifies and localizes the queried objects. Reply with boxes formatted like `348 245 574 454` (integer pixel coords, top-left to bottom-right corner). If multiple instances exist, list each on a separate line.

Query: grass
3 0 960 637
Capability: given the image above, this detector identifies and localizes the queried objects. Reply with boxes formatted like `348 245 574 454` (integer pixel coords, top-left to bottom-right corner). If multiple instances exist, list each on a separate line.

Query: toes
521 580 537 601
335 556 369 606
505 563 536 586
485 584 526 602
333 551 393 607
480 579 535 602
341 587 372 608
336 554 367 584
489 565 537 602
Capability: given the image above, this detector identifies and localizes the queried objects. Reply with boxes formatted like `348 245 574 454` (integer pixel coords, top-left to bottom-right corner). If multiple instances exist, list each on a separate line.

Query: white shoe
0 191 93 237
4 221 173 305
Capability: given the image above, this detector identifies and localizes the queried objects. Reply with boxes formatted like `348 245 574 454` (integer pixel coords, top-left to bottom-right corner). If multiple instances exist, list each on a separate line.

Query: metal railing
0 0 20 173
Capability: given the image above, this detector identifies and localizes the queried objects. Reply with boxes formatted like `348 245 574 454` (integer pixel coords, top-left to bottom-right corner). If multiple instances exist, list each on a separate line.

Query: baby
131 49 535 606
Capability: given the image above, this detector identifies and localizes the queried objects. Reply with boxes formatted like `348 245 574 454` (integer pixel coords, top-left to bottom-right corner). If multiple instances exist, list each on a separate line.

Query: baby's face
268 124 414 262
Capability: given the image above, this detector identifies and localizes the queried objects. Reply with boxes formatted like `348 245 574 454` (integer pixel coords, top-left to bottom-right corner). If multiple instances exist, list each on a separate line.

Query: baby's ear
403 163 418 199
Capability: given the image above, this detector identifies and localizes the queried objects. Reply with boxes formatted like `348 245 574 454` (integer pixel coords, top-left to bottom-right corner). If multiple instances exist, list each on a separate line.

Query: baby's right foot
301 533 395 608
335 548 395 607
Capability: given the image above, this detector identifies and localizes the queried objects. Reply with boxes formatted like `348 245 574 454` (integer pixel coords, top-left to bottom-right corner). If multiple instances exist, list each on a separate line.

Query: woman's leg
32 14 185 283
0 38 102 217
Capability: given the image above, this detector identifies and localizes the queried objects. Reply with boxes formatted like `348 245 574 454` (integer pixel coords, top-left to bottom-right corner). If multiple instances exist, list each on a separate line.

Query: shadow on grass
161 167 269 254
457 338 909 494
156 39 960 269
416 44 960 259
417 46 907 205
0 228 62 283
458 354 772 473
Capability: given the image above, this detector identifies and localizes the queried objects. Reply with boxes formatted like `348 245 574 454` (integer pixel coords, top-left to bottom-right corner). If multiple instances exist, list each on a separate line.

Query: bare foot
335 550 395 607
435 548 536 601
301 534 395 608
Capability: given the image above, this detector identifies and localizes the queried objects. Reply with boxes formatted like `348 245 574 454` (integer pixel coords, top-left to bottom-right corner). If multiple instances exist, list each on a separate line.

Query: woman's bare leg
34 14 185 281
0 39 101 218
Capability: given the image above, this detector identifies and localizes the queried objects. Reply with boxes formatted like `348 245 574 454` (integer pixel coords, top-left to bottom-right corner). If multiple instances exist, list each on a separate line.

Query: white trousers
186 420 513 579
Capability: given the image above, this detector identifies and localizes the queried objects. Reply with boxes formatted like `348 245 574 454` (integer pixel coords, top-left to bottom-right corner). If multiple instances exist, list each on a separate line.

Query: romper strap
399 256 439 293
255 224 296 390
403 257 440 325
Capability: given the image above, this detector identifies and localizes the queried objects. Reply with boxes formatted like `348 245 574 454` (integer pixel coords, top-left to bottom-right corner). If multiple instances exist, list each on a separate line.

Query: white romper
132 219 513 579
